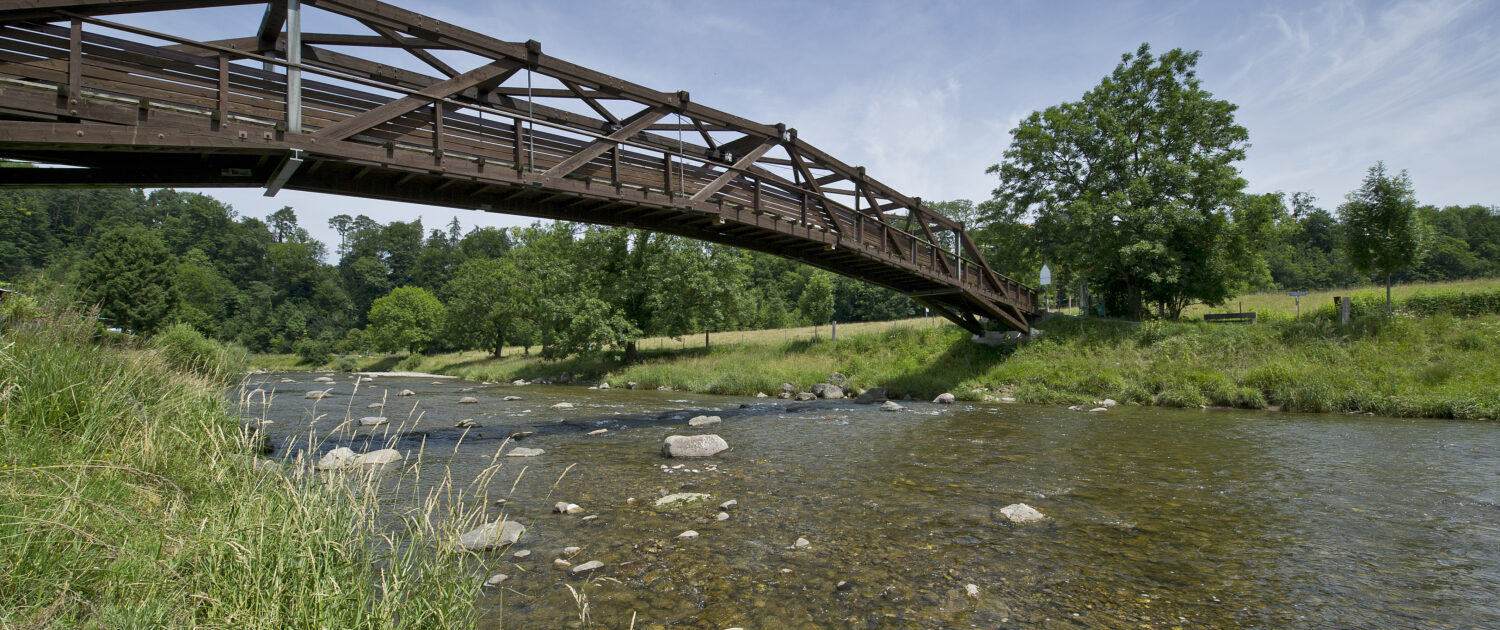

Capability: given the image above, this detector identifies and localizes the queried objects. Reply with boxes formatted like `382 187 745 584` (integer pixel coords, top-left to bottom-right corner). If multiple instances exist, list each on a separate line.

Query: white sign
1039 264 1052 286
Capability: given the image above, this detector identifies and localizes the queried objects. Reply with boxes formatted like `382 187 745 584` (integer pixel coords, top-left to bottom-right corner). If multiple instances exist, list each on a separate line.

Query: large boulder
316 447 357 470
794 392 817 401
933 393 956 404
880 400 906 412
457 519 526 551
662 434 728 458
810 383 844 400
853 387 888 404
780 382 796 394
397 389 415 397
354 448 403 466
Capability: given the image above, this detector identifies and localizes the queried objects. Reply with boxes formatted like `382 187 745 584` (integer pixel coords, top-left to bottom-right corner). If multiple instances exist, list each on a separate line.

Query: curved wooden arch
0 0 1040 332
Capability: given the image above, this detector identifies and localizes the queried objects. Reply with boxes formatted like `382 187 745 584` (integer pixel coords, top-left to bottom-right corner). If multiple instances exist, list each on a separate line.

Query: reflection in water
237 374 1500 629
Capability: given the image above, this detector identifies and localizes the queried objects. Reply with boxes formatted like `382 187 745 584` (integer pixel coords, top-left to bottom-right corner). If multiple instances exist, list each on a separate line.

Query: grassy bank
1 304 486 627
255 281 1500 421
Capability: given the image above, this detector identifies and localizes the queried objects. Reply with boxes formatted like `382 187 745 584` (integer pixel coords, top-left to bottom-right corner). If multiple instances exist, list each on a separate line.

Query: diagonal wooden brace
312 59 522 141
539 104 670 182
688 137 777 203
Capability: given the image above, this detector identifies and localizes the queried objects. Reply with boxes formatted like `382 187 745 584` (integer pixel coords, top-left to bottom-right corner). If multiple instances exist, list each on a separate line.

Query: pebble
494 498 508 506
551 402 574 409
455 419 479 428
678 530 699 540
836 580 855 592
563 546 581 554
554 502 583 514
512 549 531 559
397 389 415 396
794 537 810 550
357 416 387 427
553 558 571 569
966 583 981 598
626 497 636 505
880 400 905 412
458 397 479 404
716 512 730 521
688 415 722 427
366 402 384 409
719 499 738 511
587 429 608 436
485 573 508 587
1088 407 1109 413
571 560 604 575
581 515 598 521
1000 503 1047 524
504 395 523 401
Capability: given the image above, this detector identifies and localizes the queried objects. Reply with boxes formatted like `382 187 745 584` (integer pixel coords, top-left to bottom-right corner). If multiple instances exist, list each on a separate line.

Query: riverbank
0 309 482 627
258 305 1500 420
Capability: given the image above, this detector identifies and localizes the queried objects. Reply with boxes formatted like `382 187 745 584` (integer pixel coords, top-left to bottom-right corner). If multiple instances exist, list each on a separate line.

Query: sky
107 0 1500 254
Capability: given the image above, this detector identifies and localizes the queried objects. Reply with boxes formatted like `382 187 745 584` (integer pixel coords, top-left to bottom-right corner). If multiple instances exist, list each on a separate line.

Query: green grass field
1183 278 1500 319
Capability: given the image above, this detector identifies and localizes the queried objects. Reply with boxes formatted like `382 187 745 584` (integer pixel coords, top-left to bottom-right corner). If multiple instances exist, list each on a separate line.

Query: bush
150 322 246 383
294 338 333 367
395 352 425 372
336 355 358 372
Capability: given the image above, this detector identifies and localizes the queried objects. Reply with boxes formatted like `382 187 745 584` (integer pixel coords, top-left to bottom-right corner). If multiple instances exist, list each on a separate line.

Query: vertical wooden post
216 54 230 129
752 176 761 213
511 117 523 170
663 153 673 196
431 101 444 163
610 147 620 184
66 19 82 106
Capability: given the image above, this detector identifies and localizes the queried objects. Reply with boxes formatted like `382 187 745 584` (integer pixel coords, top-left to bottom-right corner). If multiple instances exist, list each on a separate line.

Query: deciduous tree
1341 161 1426 313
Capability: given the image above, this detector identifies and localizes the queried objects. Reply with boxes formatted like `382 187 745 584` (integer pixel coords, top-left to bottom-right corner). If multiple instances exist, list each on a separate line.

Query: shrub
395 352 425 372
336 355 358 372
294 337 334 366
150 322 246 383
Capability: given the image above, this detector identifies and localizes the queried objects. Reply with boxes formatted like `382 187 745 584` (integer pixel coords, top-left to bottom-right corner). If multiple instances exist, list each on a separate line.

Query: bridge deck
0 0 1041 333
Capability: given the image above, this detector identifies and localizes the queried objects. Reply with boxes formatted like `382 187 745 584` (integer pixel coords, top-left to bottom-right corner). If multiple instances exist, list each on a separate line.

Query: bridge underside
0 0 1041 333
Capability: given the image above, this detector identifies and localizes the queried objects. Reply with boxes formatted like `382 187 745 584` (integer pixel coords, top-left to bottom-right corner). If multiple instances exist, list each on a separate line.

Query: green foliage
293 337 334 366
798 272 835 331
987 44 1255 319
367 286 446 353
79 225 179 335
395 352 425 372
1342 162 1427 310
150 322 248 383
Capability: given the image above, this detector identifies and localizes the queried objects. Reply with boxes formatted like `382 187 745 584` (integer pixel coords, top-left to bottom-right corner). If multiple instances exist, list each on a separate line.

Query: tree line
0 182 918 358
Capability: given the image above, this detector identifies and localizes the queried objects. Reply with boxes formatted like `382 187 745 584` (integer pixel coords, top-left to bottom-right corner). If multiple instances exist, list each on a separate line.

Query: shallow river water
238 373 1500 629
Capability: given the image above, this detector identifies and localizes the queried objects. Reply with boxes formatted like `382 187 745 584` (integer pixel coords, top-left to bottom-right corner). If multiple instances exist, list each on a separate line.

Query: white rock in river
1097 398 1118 408
677 530 699 540
316 447 357 470
571 560 604 574
965 583 981 599
366 402 384 409
455 418 480 428
551 402 574 409
1000 503 1047 524
563 546 581 554
598 382 610 390
397 389 415 397
880 400 905 411
357 416 387 427
687 415 721 427
1088 407 1108 413
716 512 730 521
503 395 523 401
314 376 334 383
354 448 402 466
586 429 608 436
933 392 956 404
794 537 810 550
654 492 711 509
456 519 525 551
485 573 508 587
458 396 479 404
719 499 738 511
506 447 545 457
756 392 768 398
661 434 728 457
554 502 583 514
553 558 571 569
512 549 531 559
305 389 333 399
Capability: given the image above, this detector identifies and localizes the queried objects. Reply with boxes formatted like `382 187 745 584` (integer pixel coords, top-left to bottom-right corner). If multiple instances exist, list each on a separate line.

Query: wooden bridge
0 0 1041 333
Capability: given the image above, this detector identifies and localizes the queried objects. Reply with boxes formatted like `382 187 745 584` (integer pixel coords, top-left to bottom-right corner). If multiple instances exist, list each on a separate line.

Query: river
238 373 1500 629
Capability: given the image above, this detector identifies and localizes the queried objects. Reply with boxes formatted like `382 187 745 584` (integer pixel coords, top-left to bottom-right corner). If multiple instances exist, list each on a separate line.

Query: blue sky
116 0 1499 252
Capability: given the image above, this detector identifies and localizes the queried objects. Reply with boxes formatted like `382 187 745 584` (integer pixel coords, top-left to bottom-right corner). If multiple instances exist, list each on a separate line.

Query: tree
798 272 835 336
328 214 354 258
79 225 178 334
988 44 1252 320
1341 161 1426 313
366 286 447 354
267 206 298 243
443 257 516 357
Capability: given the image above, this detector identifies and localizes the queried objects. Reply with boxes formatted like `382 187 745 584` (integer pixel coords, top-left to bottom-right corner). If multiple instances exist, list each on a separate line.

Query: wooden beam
538 104 668 182
688 136 776 203
311 59 521 141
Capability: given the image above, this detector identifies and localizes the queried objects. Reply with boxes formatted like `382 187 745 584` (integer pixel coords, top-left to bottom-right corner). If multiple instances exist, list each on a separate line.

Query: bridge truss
0 0 1040 333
